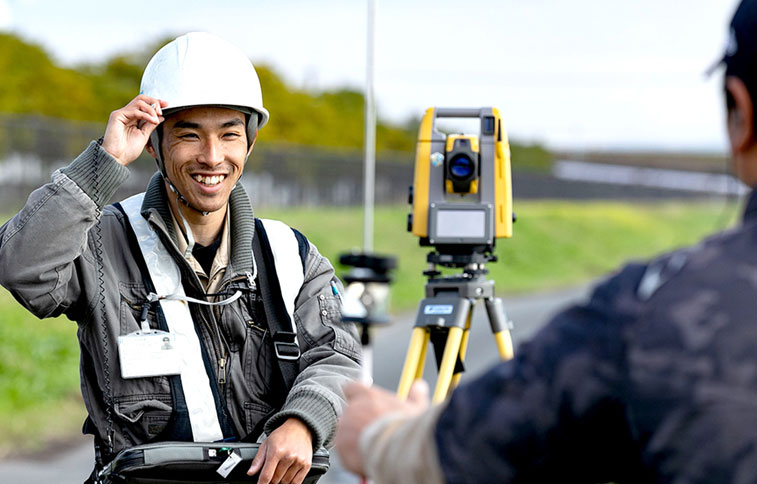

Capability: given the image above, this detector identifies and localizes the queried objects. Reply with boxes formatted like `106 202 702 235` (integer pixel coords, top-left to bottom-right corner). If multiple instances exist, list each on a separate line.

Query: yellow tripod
397 254 515 404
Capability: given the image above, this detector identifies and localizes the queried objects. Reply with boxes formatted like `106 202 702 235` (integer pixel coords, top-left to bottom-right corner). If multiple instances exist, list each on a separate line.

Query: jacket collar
139 172 256 277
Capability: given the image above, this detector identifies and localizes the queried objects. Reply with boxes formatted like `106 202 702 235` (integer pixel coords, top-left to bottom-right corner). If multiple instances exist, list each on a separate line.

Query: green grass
260 200 739 310
0 287 85 456
0 199 740 455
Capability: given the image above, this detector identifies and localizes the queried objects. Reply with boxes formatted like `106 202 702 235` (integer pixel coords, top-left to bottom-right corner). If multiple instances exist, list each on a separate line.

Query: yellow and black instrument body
398 107 516 404
409 107 513 254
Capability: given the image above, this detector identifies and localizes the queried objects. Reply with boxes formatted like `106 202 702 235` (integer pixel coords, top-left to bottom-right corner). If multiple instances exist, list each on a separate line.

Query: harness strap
253 219 308 391
121 193 224 442
260 219 306 332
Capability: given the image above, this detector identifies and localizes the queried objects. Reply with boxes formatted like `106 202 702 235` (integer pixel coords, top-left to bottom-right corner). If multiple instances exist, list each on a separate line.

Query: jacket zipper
211 272 256 390
218 356 227 385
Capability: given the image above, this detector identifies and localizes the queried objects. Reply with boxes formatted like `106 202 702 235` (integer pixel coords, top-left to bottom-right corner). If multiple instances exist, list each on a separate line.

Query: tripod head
339 252 397 384
339 252 397 325
423 249 497 279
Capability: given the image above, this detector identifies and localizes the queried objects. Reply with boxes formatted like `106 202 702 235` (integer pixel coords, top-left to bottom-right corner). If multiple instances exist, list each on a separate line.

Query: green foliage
257 64 417 151
0 32 547 160
510 142 554 172
0 33 156 123
0 33 98 121
0 32 418 152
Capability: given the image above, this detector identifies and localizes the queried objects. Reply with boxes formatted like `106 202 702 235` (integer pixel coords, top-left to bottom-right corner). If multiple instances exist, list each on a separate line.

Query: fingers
344 382 405 409
343 381 371 400
247 436 312 484
101 95 166 165
132 94 166 112
337 381 429 479
112 95 164 128
151 100 165 116
335 416 366 476
407 379 430 408
257 454 277 484
130 98 163 128
292 466 310 484
247 441 266 476
279 456 311 484
255 453 311 484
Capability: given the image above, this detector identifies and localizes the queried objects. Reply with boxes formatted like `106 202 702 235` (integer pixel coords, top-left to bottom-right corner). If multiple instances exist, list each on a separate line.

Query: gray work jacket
0 141 362 457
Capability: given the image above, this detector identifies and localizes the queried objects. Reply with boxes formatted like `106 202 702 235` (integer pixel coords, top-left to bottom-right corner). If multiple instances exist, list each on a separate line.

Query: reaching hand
101 95 167 166
247 418 313 484
335 379 430 477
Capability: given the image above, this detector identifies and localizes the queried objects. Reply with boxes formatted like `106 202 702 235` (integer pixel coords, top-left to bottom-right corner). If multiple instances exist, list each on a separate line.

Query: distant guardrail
552 160 747 196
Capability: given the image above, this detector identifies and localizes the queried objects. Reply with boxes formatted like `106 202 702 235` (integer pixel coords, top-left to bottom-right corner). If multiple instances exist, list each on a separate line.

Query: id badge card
118 330 181 379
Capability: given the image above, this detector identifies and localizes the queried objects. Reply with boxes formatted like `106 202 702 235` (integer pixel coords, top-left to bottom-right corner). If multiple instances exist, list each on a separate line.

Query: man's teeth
193 175 226 186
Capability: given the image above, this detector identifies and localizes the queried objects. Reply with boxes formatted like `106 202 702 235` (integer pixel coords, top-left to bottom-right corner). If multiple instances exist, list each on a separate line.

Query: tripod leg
433 326 464 404
415 330 430 380
485 297 514 360
397 327 429 400
450 307 474 390
494 330 514 360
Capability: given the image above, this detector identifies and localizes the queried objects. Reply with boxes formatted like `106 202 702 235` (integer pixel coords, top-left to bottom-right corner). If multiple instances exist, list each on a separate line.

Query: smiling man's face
160 106 250 216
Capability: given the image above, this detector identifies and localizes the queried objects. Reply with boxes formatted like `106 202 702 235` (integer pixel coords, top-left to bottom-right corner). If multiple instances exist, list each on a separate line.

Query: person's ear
246 131 258 158
726 76 754 154
145 137 158 159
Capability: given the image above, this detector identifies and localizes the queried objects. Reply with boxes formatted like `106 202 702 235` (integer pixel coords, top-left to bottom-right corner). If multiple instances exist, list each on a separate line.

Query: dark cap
710 0 757 85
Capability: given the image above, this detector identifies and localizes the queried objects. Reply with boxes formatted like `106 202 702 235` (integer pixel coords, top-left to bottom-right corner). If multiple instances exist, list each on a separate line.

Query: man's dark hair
722 0 757 114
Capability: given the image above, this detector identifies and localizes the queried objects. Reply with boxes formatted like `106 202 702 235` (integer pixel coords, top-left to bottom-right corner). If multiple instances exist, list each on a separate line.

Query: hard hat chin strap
160 178 204 259
149 130 212 260
162 170 212 261
164 177 211 217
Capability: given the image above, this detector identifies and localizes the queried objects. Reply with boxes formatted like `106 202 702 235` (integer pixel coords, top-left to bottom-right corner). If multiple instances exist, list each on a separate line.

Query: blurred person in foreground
335 1 757 482
0 32 361 484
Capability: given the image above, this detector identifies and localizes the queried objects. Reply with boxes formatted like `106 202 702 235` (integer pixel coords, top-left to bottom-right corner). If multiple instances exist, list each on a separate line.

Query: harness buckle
272 331 300 361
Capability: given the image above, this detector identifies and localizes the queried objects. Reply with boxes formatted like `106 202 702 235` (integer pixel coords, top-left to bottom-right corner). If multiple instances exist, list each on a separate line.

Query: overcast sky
0 0 743 152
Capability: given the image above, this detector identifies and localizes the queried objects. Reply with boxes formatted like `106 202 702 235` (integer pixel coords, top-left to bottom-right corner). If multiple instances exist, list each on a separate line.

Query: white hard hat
140 31 269 130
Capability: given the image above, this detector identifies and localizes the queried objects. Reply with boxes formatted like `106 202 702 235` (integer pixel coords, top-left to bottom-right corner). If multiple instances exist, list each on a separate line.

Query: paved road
0 285 588 484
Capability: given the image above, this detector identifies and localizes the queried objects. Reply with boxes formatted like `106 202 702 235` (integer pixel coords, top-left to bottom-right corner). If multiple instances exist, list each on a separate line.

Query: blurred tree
510 143 553 173
0 33 549 166
0 33 97 120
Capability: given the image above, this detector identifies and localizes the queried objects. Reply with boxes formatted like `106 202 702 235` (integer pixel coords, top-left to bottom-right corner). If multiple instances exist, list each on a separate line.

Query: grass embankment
0 199 739 455
0 289 85 457
264 200 738 310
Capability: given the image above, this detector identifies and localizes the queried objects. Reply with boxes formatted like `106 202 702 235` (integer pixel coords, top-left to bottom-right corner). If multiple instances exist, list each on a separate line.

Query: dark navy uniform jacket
435 190 757 484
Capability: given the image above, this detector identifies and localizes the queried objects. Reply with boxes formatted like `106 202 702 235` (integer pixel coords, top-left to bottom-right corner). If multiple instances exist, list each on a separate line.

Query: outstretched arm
335 264 644 483
336 380 436 482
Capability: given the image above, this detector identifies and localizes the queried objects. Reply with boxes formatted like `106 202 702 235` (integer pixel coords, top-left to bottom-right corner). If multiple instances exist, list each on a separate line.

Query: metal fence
0 114 740 211
0 114 414 210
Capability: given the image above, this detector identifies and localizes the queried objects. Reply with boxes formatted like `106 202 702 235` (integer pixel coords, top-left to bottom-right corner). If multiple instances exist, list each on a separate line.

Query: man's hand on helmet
101 95 167 166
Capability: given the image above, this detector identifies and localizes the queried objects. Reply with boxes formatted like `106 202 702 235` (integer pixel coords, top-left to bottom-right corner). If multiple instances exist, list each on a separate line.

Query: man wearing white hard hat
0 32 361 484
